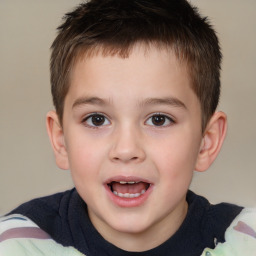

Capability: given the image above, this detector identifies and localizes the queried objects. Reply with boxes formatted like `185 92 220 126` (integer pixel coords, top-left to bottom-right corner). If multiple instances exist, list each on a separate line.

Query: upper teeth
113 190 146 198
119 181 139 184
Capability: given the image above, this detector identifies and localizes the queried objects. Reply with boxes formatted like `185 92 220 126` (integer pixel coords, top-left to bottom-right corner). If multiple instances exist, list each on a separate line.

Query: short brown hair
50 0 222 131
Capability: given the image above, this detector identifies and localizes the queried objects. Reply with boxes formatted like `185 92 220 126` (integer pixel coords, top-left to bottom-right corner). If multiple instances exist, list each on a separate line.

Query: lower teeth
113 190 146 198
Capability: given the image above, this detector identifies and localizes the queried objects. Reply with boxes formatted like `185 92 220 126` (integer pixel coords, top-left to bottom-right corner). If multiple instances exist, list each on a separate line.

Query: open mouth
107 181 151 198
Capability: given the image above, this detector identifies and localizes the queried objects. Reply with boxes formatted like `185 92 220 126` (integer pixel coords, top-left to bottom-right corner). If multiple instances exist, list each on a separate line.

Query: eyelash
145 113 175 127
82 113 175 128
82 112 111 128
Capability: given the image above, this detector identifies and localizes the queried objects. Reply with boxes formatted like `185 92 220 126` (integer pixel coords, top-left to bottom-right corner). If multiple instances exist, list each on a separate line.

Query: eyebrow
72 96 187 110
139 97 187 109
72 96 111 109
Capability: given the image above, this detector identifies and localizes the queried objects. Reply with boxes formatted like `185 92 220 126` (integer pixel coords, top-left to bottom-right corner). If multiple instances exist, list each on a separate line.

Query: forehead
72 42 190 77
65 44 200 115
70 44 191 91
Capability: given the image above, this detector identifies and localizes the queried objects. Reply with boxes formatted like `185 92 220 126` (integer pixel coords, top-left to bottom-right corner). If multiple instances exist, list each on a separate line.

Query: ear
195 111 227 172
46 111 69 170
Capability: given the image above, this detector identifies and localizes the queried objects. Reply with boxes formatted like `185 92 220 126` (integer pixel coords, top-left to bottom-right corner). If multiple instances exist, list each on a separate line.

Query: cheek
67 141 105 201
65 136 106 177
152 132 201 176
155 138 197 197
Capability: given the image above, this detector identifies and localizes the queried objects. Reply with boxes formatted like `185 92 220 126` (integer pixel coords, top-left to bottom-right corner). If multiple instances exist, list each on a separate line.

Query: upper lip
104 176 153 185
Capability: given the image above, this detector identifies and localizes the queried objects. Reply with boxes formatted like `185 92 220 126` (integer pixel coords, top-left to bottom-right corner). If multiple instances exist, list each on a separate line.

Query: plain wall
0 0 255 215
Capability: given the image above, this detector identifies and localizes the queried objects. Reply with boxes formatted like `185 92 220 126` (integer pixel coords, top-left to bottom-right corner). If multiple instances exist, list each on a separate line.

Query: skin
47 45 227 252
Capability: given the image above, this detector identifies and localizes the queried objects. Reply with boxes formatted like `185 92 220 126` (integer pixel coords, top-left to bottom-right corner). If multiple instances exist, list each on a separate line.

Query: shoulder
0 214 50 255
0 214 50 239
206 201 243 242
9 189 76 217
201 207 256 256
187 191 243 243
9 188 78 221
0 214 85 256
7 188 80 242
207 199 243 225
187 190 243 220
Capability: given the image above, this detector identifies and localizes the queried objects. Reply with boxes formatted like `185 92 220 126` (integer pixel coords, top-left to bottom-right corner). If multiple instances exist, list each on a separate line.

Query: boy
0 0 247 255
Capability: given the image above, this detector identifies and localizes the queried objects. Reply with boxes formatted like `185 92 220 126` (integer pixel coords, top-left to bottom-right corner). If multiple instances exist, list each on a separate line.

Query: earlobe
46 111 69 170
195 111 227 172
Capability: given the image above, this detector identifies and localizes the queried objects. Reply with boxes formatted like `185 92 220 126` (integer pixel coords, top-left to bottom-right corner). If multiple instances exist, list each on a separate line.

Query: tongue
111 182 148 194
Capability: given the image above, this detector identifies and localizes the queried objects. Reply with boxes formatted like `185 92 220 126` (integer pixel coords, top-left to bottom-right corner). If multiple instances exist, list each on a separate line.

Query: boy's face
60 45 204 247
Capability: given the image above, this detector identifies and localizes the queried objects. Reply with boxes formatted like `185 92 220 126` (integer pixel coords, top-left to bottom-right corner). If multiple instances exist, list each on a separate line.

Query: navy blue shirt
10 189 242 256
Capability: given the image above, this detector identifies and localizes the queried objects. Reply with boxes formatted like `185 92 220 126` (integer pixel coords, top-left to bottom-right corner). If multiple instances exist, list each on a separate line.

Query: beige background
0 0 255 215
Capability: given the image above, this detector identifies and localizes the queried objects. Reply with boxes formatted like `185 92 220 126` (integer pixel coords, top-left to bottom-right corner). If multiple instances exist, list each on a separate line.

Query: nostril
112 156 139 162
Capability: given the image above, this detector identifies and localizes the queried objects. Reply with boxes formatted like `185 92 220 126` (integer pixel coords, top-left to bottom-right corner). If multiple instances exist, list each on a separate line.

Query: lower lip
104 184 153 208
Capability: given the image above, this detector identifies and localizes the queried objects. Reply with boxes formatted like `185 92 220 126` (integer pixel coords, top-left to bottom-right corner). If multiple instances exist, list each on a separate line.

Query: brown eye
146 114 174 127
152 115 166 126
84 114 110 127
91 115 105 126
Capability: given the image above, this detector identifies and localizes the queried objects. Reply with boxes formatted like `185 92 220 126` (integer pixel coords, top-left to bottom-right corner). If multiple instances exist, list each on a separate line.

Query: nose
109 125 146 164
